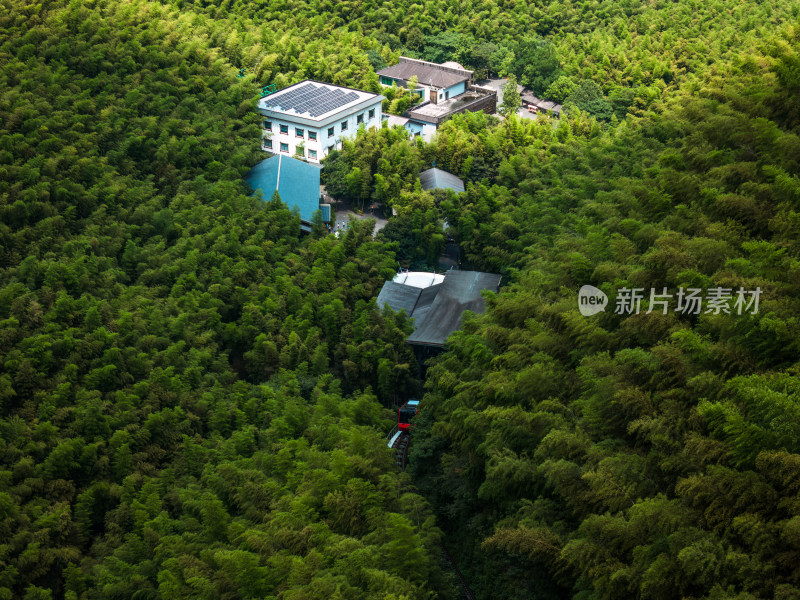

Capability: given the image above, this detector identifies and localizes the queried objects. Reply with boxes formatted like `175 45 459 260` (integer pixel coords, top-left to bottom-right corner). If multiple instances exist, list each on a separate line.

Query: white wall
262 100 383 163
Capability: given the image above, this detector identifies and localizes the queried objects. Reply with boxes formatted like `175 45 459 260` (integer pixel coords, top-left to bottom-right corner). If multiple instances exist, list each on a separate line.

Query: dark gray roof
377 57 471 89
521 93 563 114
419 167 465 193
377 281 422 314
378 280 445 330
406 283 442 327
377 271 502 348
263 81 360 117
406 271 501 347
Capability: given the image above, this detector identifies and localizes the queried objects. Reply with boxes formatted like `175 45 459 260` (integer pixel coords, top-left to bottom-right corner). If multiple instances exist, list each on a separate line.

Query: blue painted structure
406 120 425 135
443 81 466 100
245 155 323 227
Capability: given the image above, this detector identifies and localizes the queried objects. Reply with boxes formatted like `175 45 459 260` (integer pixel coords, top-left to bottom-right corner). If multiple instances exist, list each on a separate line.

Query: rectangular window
445 91 450 100
280 124 288 134
341 120 348 131
357 113 364 124
308 131 317 141
264 139 272 149
280 142 288 152
380 76 393 86
309 150 317 159
264 120 272 130
327 126 334 137
295 146 304 156
295 127 304 138
368 108 375 119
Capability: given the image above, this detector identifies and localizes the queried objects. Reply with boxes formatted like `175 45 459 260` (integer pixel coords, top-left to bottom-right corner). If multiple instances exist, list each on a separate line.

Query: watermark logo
578 285 608 316
578 286 762 316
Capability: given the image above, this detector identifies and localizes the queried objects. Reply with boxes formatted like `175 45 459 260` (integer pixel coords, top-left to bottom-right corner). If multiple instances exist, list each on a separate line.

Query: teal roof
245 155 322 224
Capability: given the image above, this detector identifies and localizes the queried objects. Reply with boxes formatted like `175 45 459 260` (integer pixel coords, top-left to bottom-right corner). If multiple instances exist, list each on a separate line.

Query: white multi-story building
257 80 385 163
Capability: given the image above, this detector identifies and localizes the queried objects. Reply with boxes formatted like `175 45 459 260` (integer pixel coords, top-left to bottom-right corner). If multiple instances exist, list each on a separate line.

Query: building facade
257 80 385 163
377 58 496 141
377 57 472 105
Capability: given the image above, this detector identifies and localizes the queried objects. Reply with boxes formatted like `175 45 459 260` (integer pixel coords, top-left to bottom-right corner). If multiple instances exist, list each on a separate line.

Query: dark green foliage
366 49 388 71
468 42 502 79
423 32 468 65
379 210 445 270
410 27 800 600
509 36 562 96
565 80 614 122
4 0 800 598
0 1 453 598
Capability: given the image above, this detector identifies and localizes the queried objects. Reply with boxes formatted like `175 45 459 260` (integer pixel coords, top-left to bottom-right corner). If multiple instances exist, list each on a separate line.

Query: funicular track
441 544 477 600
386 425 411 470
386 423 477 599
378 269 501 599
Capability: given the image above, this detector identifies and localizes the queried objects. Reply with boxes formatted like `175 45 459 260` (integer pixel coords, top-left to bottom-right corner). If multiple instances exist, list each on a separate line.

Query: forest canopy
2 0 800 598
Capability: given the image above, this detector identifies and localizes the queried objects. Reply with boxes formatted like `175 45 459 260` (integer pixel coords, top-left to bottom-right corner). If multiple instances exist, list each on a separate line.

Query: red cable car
398 399 420 431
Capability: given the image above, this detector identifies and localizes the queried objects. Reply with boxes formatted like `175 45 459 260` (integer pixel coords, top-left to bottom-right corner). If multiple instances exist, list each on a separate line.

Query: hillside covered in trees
409 26 800 599
0 1 445 598
2 0 800 598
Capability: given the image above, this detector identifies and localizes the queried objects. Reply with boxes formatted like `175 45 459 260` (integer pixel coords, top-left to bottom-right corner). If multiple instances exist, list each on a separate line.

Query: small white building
257 80 385 163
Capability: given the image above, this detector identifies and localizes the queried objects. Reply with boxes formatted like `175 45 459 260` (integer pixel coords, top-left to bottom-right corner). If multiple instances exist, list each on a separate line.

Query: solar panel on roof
264 83 364 117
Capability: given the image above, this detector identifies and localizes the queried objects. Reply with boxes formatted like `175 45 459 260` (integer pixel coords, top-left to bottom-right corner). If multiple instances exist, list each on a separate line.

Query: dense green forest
2 0 800 598
409 24 800 600
0 1 445 598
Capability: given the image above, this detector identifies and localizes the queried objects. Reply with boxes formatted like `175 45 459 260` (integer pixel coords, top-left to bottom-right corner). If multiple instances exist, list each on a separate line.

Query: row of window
263 108 377 138
263 122 319 140
263 138 318 159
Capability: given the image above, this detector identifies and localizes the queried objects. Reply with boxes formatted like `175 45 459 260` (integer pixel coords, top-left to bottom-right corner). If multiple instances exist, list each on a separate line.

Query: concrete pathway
320 185 388 235
333 209 388 235
330 198 388 235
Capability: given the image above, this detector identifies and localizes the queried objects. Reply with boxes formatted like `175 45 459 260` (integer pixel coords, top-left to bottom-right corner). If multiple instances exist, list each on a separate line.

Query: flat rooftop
411 92 483 117
406 90 495 125
258 80 384 121
393 271 445 288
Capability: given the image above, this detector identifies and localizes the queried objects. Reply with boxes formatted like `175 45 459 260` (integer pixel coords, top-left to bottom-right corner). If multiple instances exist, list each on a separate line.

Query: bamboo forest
1 0 800 598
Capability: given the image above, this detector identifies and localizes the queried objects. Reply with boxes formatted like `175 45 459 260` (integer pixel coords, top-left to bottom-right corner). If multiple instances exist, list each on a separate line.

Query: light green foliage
499 76 522 118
